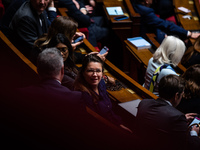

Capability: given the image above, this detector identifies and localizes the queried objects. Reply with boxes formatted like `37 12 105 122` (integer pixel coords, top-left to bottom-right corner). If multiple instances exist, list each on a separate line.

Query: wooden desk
173 0 200 31
124 40 153 84
0 31 39 90
103 0 132 40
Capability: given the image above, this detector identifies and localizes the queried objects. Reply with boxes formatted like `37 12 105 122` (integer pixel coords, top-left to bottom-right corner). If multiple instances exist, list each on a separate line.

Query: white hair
153 36 186 66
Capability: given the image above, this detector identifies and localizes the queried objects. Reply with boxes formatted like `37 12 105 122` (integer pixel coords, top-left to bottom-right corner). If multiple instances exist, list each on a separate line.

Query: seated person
0 0 56 36
48 33 79 90
33 16 86 65
14 47 90 149
132 0 200 43
58 0 109 47
74 54 132 133
177 64 200 114
136 74 200 150
182 35 200 68
143 36 185 96
8 0 56 58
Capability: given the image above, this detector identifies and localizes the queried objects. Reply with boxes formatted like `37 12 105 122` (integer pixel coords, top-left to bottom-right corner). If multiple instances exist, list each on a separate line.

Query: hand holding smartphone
99 46 109 54
73 35 84 43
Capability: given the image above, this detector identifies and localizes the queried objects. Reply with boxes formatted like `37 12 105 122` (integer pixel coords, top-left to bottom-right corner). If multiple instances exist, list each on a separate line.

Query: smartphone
73 35 84 43
189 115 200 127
114 15 129 21
99 46 109 54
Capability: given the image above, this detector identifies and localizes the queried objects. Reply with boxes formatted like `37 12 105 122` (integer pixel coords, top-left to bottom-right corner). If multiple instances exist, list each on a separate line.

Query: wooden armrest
57 7 68 17
124 0 140 18
146 33 160 48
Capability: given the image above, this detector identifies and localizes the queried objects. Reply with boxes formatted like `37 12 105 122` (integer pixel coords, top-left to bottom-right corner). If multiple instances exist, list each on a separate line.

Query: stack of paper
106 6 124 15
118 99 141 116
127 37 151 50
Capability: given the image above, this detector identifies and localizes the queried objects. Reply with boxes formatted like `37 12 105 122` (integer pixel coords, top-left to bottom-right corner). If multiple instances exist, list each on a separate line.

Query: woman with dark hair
31 16 85 64
48 33 78 90
74 54 132 132
177 64 200 114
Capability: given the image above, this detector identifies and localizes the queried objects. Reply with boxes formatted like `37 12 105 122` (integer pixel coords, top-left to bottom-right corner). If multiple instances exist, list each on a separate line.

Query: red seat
156 14 177 24
0 0 5 19
78 28 89 39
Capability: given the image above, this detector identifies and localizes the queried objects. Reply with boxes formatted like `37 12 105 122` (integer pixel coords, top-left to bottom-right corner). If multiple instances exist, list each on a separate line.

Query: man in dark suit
136 75 200 150
8 0 56 57
7 47 89 149
132 0 200 43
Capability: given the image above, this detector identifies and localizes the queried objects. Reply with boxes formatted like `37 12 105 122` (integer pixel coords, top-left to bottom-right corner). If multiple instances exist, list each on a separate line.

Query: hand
97 52 108 62
185 113 197 122
48 0 54 7
71 32 86 50
72 0 80 9
120 124 133 133
85 5 93 14
189 32 200 39
80 8 87 15
191 124 200 134
107 76 115 85
89 0 96 7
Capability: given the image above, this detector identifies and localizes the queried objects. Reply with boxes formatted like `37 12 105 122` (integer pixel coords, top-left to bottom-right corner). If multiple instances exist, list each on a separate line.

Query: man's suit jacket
136 98 200 150
10 1 47 47
132 2 188 43
9 1 56 57
9 79 90 149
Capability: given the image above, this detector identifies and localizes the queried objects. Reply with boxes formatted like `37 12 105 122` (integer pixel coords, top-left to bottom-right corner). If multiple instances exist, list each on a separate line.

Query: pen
115 9 118 15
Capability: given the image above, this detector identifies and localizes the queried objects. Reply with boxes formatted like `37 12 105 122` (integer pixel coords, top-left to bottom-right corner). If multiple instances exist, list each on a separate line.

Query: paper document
118 99 141 116
106 7 124 15
178 7 191 13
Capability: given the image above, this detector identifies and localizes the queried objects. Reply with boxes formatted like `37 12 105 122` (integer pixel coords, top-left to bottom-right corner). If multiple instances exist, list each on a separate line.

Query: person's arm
13 16 39 48
47 0 57 24
58 0 91 27
137 5 188 38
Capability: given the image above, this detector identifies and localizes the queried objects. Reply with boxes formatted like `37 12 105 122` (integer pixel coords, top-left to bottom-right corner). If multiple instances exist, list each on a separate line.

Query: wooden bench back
0 31 39 90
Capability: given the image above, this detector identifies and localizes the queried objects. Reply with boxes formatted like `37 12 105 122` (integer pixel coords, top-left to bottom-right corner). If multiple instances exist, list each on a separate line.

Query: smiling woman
73 54 132 133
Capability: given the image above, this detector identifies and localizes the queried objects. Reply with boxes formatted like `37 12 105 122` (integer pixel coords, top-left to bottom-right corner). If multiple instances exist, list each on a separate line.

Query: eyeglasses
86 69 102 74
57 47 68 53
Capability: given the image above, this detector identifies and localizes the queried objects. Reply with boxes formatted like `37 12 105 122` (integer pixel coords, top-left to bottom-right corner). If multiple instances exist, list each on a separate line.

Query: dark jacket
136 98 200 150
132 1 188 43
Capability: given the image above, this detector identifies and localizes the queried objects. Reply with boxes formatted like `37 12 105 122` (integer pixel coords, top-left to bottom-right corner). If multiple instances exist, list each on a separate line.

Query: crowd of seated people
1 0 200 149
131 0 200 43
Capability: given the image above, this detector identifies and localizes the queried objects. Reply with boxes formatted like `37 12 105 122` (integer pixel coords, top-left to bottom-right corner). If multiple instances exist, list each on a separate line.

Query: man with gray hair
37 47 64 81
11 47 91 149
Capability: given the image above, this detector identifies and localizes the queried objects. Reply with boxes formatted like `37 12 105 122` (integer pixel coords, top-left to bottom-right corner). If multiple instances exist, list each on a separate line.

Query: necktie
39 13 46 33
